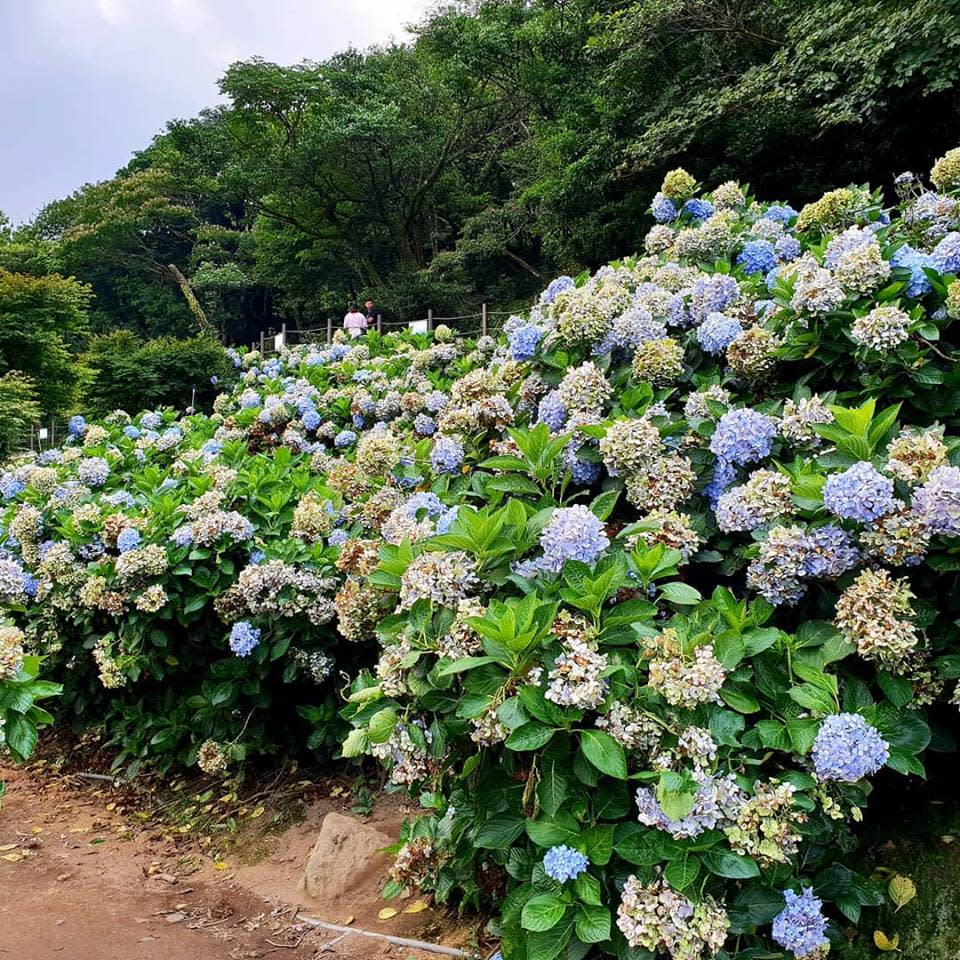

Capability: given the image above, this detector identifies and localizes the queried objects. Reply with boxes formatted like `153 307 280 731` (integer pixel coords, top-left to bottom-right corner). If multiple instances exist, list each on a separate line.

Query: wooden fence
247 304 515 355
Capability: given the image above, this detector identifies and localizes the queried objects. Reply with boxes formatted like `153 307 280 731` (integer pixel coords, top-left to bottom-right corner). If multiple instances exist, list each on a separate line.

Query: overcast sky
1 0 431 224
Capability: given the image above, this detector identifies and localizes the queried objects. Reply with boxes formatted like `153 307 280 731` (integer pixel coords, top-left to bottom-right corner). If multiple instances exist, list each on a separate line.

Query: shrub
82 331 234 416
4 147 960 959
0 372 41 459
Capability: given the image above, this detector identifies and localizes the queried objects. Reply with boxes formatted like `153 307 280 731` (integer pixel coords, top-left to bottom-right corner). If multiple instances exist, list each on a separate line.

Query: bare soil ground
0 761 482 960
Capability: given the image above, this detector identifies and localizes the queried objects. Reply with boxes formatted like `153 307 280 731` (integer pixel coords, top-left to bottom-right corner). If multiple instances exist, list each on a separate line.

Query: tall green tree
0 268 90 416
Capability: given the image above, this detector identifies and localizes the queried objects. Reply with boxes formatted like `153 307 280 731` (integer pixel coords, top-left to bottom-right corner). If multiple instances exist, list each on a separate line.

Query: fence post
481 303 488 338
280 322 287 348
376 314 382 335
259 330 265 354
427 308 434 332
326 316 333 344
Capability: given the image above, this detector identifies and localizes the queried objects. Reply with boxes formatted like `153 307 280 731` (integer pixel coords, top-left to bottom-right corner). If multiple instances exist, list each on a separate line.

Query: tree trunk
167 264 216 338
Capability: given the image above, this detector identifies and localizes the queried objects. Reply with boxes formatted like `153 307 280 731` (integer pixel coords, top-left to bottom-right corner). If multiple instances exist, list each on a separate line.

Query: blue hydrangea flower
567 453 602 486
414 413 437 436
802 525 860 578
651 192 679 223
822 461 896 522
352 414 366 429
763 204 798 225
425 391 448 413
737 239 777 275
542 845 589 883
249 549 266 564
772 887 829 959
932 232 960 274
404 492 447 518
170 526 194 547
68 415 87 438
141 412 162 430
913 465 960 537
229 621 261 657
334 430 357 449
540 275 575 305
116 528 141 554
240 391 261 410
710 409 776 466
508 323 542 361
688 274 740 325
77 457 110 487
812 713 889 781
775 235 801 262
302 409 322 432
891 244 935 297
705 458 738 507
537 391 567 431
1 476 25 499
431 437 464 475
123 425 141 440
328 529 349 547
697 312 743 354
210 375 219 385
436 506 459 535
539 505 609 572
683 198 714 221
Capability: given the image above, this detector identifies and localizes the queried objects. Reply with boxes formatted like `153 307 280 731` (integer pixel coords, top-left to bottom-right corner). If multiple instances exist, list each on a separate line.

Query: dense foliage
6 144 960 957
82 331 233 417
5 0 959 342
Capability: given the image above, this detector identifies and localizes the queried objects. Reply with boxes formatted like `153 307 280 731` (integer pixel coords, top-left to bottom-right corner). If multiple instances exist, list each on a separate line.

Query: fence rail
14 419 72 456
248 303 516 356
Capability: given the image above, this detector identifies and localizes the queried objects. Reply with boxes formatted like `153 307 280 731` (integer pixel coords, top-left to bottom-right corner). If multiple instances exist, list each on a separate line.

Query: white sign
38 428 49 440
408 319 428 334
274 332 286 350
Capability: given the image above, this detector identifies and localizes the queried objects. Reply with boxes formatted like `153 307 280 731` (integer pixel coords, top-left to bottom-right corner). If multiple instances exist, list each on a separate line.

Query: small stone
301 812 393 902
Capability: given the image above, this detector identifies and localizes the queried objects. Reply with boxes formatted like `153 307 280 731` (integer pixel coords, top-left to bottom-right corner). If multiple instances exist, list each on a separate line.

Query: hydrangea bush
4 147 960 956
336 149 960 959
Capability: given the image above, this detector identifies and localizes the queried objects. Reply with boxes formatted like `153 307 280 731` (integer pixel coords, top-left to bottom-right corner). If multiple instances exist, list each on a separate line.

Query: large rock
301 812 394 903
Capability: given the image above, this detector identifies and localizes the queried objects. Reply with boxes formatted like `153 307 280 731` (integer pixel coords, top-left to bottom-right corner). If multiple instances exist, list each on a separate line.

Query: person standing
343 302 368 339
364 299 380 331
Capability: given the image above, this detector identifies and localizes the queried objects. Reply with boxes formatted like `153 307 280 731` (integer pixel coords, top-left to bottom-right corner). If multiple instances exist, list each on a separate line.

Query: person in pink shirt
343 302 368 338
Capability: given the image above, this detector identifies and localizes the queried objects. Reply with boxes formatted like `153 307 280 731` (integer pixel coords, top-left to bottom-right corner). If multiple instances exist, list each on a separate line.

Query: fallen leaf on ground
404 901 429 914
378 908 398 921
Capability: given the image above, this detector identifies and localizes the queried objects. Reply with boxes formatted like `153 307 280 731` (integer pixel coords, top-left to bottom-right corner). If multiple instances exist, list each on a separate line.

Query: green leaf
475 815 525 850
574 872 602 906
538 759 570 818
507 722 556 752
590 490 620 521
3 712 37 761
521 895 566 932
664 855 700 891
575 904 611 943
702 850 760 879
614 825 681 865
436 655 496 676
526 812 580 847
582 824 614 865
579 729 627 779
659 582 702 605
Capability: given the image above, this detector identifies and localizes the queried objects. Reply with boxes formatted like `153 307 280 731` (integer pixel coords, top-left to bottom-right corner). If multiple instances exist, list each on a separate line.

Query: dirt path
0 764 480 960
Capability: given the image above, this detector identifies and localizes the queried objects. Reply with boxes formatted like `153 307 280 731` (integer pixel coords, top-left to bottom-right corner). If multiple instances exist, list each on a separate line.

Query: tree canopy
10 0 960 343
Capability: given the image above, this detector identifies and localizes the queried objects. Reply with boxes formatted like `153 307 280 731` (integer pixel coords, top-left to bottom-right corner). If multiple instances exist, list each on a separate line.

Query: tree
35 169 213 337
0 372 41 459
0 268 90 415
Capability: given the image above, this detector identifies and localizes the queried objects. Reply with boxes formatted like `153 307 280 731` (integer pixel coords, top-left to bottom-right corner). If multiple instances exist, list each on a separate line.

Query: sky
1 0 431 224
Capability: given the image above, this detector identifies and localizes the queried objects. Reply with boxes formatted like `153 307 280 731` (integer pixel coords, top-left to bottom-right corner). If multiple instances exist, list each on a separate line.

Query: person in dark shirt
364 299 380 326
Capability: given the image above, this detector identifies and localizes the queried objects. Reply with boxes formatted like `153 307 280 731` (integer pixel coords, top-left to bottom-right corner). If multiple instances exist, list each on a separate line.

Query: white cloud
1 0 432 222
